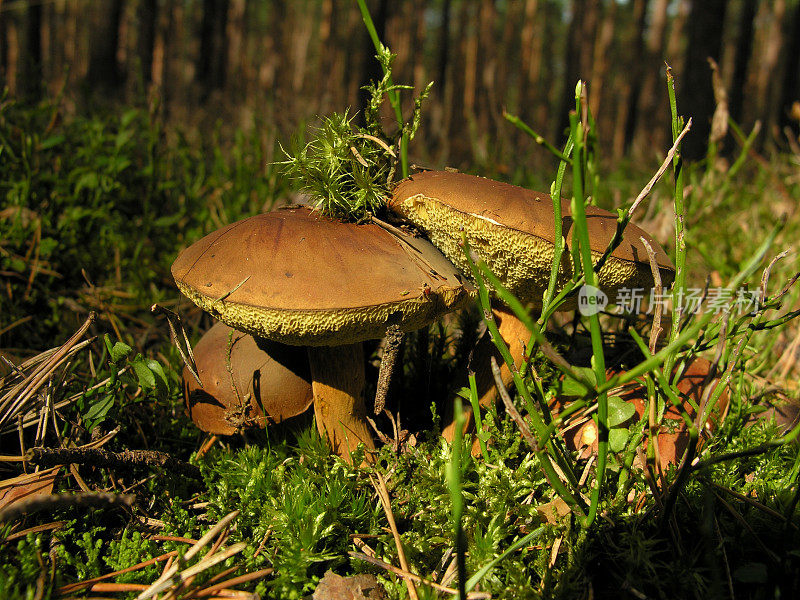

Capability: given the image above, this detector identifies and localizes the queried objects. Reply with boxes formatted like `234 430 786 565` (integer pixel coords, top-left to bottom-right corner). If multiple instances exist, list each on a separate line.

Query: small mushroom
556 356 730 471
172 207 473 463
388 171 676 443
183 321 313 435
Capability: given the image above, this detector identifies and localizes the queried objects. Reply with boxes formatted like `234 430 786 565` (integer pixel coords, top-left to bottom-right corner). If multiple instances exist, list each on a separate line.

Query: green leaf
145 359 169 390
9 257 26 272
132 356 156 389
455 386 472 400
39 134 65 150
83 394 114 428
560 366 597 396
154 213 183 228
120 109 139 128
608 427 629 453
104 334 131 363
109 341 132 364
607 396 636 427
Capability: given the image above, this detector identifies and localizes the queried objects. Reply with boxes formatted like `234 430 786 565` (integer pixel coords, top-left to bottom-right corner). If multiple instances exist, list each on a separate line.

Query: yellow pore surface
176 279 469 346
398 194 647 307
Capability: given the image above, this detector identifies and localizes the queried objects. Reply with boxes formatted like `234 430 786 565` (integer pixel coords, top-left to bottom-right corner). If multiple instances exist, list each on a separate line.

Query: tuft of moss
280 111 394 222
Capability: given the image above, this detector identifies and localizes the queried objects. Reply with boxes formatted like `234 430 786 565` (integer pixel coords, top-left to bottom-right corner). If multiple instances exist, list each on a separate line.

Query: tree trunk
443 0 472 165
555 0 585 143
579 0 600 79
589 0 616 125
779 1 800 137
436 0 451 101
474 0 498 162
388 0 412 85
621 0 647 156
496 0 520 114
518 0 540 125
154 1 184 114
461 1 478 144
343 2 366 112
65 0 81 82
434 0 456 162
20 0 43 98
289 1 313 96
665 0 690 73
411 0 427 95
136 0 158 86
226 0 246 101
634 0 670 153
748 0 786 143
196 0 230 101
679 0 728 160
86 0 124 93
316 0 339 112
728 0 757 127
264 0 288 107
0 0 9 88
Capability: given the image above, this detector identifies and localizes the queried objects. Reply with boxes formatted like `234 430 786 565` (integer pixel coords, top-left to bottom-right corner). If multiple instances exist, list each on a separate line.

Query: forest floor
1 94 800 599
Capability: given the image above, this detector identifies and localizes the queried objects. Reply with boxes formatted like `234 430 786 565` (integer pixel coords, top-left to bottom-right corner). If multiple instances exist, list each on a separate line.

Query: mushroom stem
307 344 376 463
442 306 529 448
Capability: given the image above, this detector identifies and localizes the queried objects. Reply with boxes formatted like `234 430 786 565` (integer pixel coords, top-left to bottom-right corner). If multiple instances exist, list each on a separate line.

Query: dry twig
0 313 96 431
371 472 419 600
27 447 201 479
0 491 134 523
348 552 491 599
374 324 404 415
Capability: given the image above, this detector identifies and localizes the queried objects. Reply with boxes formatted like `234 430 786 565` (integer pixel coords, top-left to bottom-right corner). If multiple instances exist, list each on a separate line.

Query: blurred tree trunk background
1 0 798 169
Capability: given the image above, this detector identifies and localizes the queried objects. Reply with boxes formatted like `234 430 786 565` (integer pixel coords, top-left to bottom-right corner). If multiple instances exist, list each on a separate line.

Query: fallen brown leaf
313 570 386 600
0 467 59 516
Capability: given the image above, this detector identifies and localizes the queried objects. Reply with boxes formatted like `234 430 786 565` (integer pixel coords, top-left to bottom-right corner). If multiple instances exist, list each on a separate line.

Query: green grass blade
465 526 547 592
355 0 409 178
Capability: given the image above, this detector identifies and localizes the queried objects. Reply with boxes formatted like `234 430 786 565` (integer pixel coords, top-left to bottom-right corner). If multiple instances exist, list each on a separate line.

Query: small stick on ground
490 357 536 451
374 324 404 415
2 520 65 543
349 552 492 599
371 472 419 600
0 312 96 430
136 511 241 600
151 303 201 386
18 415 27 473
628 118 692 217
27 447 202 480
192 568 273 598
641 237 665 477
0 491 134 523
196 435 219 459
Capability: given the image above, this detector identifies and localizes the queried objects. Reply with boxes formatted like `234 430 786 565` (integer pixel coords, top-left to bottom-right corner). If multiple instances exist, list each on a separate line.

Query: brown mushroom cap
183 321 313 435
173 207 475 463
389 171 675 308
172 207 474 346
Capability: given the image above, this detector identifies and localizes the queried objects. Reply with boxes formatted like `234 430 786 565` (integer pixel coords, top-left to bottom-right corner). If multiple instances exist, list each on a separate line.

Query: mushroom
387 170 675 442
389 170 674 308
183 321 313 435
172 207 473 463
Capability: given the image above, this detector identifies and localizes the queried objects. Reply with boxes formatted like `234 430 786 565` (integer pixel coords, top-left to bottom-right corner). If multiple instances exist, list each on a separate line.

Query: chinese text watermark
577 286 763 317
